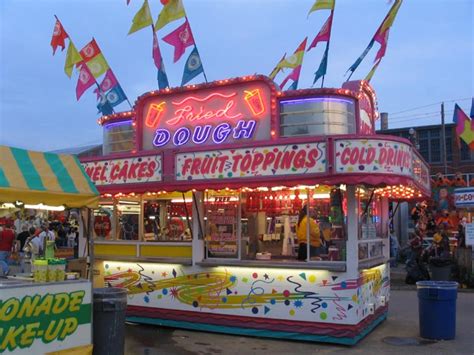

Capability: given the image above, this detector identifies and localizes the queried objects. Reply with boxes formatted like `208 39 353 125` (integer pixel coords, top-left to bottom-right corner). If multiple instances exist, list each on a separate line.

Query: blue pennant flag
181 46 203 86
97 95 114 115
158 60 169 90
289 80 298 90
313 45 329 85
105 85 127 107
470 97 474 119
346 38 375 75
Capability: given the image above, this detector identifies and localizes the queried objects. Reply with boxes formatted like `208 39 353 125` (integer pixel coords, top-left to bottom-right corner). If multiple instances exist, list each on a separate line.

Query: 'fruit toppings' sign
334 139 412 176
176 142 326 181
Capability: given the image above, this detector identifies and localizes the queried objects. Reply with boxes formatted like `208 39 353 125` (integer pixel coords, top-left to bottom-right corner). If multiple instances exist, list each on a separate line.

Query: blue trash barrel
416 281 458 340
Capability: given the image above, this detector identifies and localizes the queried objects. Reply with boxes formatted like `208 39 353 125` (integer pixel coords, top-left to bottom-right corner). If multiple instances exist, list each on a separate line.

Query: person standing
296 206 322 261
0 224 15 275
16 225 30 251
38 223 55 255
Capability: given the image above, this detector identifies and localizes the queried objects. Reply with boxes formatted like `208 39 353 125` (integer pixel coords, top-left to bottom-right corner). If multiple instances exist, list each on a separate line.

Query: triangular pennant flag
155 0 186 30
379 0 402 34
269 52 286 80
86 53 109 78
50 18 69 55
453 104 474 148
364 58 381 82
313 45 329 85
76 64 95 100
64 41 83 78
308 13 333 51
374 29 390 62
105 85 127 107
79 39 101 63
152 32 162 70
470 98 474 119
288 80 298 90
264 306 270 314
281 66 301 89
348 304 353 310
331 276 338 281
172 268 177 277
181 46 203 86
322 279 328 286
128 0 153 35
308 0 334 16
163 19 195 62
97 96 114 115
346 39 375 75
158 64 170 89
277 38 307 70
299 272 307 280
226 288 232 295
271 289 277 294
99 70 119 93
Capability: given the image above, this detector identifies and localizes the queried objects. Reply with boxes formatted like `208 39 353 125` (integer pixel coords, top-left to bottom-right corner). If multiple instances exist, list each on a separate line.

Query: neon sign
143 84 271 149
145 102 166 128
244 89 265 116
153 120 256 147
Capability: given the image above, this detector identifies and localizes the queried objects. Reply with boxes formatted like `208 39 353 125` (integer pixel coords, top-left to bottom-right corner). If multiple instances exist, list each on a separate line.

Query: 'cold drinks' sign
334 139 412 176
176 142 326 181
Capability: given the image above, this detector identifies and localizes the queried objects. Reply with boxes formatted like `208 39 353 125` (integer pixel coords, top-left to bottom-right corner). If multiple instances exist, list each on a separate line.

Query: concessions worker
296 206 322 260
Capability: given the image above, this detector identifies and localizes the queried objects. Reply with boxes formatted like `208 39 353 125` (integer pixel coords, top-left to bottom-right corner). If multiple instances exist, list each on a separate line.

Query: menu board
206 205 238 258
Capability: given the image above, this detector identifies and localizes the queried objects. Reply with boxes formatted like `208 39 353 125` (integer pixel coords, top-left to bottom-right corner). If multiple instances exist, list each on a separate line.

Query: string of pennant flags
51 0 404 115
50 17 131 115
269 0 402 89
127 0 206 89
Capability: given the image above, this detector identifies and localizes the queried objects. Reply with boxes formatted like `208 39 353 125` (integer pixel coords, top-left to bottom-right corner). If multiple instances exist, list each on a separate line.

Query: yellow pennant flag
155 0 185 31
277 38 307 70
86 53 109 78
128 0 153 35
364 59 381 82
380 0 402 33
64 41 83 78
308 0 334 16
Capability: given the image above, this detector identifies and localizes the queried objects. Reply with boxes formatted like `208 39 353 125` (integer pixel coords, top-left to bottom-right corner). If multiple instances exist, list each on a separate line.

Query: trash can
416 281 458 340
429 257 452 281
93 288 128 355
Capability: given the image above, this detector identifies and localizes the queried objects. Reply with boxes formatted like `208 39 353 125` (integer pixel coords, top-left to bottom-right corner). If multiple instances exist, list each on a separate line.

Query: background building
378 121 474 181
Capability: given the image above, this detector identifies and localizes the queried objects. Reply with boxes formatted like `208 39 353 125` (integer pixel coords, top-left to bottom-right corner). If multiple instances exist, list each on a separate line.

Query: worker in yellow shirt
296 206 323 260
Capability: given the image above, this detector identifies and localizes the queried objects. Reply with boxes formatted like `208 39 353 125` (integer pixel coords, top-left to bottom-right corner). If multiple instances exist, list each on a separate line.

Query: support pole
441 102 448 175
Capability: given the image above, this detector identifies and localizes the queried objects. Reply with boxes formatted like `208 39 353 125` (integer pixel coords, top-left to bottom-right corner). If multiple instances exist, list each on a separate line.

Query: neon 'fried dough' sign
142 83 271 149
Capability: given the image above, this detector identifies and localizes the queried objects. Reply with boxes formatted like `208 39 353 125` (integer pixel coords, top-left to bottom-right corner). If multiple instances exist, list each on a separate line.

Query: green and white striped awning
0 145 99 208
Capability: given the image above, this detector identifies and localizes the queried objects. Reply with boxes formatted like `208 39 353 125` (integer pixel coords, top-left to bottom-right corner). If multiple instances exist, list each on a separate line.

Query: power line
389 97 471 116
389 110 454 121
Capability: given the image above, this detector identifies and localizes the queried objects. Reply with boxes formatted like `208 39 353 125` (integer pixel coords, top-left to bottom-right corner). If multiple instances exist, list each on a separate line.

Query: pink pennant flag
374 28 390 62
280 65 302 88
100 69 118 92
162 19 195 63
76 64 95 100
308 13 333 51
93 69 118 100
152 31 162 70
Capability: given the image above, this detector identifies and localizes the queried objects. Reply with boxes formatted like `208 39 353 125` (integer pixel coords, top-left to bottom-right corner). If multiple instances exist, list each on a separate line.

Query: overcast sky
1 0 472 152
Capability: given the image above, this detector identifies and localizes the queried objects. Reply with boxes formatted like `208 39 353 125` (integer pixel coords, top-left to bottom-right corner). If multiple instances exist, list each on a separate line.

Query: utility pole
441 102 448 175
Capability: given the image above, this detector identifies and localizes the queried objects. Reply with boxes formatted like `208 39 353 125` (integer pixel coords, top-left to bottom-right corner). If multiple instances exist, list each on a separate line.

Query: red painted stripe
126 305 388 339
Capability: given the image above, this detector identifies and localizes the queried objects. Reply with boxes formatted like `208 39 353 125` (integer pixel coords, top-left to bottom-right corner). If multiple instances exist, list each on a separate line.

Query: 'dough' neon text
153 120 256 147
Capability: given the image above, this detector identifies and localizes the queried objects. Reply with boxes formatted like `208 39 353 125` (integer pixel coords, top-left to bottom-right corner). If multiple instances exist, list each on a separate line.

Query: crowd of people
399 201 468 283
0 212 78 275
